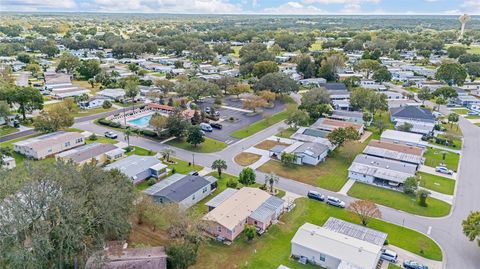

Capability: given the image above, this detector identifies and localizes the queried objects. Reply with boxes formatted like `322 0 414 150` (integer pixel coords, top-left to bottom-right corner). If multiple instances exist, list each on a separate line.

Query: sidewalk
220 105 252 113
420 187 453 204
244 147 271 170
427 143 461 154
337 179 356 195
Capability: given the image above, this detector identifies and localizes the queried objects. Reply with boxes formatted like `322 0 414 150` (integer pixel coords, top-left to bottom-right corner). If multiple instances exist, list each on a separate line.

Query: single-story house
291 218 386 269
13 131 85 159
44 72 72 89
455 95 480 107
104 155 167 184
56 142 125 166
144 173 217 208
299 78 327 87
290 128 334 150
1 155 16 169
97 88 126 102
360 79 387 91
311 118 364 135
50 86 90 99
390 106 436 135
292 142 329 166
79 96 111 110
203 187 284 241
363 140 423 168
327 110 365 125
348 154 417 186
380 129 428 148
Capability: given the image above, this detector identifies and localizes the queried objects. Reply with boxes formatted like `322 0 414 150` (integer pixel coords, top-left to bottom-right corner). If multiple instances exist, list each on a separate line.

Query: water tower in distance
459 14 471 39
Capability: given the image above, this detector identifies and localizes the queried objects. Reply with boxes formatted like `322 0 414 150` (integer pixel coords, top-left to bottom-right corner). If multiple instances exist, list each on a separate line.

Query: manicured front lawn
0 126 19 137
418 172 455 195
86 136 118 144
254 140 289 150
276 127 297 138
257 141 365 192
423 147 460 172
166 157 203 174
234 152 261 166
166 137 227 153
193 198 442 269
347 182 451 217
72 107 114 118
231 110 288 139
450 108 469 115
388 264 403 269
125 146 156 156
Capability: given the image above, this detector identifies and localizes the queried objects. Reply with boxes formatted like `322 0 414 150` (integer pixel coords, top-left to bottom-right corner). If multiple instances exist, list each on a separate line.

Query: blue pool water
128 115 153 128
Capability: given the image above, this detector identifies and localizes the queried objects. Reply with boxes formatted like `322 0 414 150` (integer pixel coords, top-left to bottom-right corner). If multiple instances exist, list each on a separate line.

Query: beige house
13 131 85 160
56 142 125 166
203 187 285 241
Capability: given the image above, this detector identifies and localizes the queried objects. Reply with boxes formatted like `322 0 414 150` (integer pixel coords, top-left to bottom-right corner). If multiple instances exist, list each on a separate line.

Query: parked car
188 171 199 176
210 122 223 129
326 196 345 208
435 166 453 175
380 249 398 263
104 131 118 139
200 122 213 132
204 107 211 113
214 111 220 117
403 260 428 269
467 111 479 116
307 191 325 201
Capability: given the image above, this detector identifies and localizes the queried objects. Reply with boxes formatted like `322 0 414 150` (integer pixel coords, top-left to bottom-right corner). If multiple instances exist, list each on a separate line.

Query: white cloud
263 1 326 14
1 0 77 11
461 0 480 14
92 0 242 13
303 0 379 4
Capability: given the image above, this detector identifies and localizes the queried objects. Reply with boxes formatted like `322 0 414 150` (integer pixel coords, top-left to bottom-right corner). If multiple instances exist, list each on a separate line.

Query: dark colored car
307 191 325 201
210 122 223 129
403 260 428 269
188 171 199 176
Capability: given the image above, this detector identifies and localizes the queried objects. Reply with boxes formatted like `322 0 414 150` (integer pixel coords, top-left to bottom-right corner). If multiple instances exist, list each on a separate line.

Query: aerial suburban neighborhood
0 1 480 269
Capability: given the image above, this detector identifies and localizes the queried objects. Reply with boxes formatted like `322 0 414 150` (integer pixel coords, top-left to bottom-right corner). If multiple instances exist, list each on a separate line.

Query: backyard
166 137 227 153
423 147 460 171
347 182 452 217
231 110 289 139
257 141 365 192
192 198 443 269
418 172 456 195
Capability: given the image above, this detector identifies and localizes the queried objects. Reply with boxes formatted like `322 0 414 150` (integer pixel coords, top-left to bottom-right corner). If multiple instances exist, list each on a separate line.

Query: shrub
141 129 157 137
88 133 98 141
226 179 238 188
125 146 133 153
102 100 112 109
146 178 157 186
98 118 110 125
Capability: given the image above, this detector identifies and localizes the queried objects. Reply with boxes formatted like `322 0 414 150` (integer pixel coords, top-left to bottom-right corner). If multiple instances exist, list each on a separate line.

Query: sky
1 0 479 15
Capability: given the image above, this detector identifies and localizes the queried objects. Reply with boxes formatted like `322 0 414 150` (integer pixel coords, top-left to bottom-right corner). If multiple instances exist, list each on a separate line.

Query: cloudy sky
1 0 479 15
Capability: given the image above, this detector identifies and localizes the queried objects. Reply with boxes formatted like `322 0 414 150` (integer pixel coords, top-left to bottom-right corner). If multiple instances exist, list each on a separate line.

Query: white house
291 218 387 269
1 156 16 169
360 79 387 91
292 142 329 166
13 131 85 160
380 130 428 148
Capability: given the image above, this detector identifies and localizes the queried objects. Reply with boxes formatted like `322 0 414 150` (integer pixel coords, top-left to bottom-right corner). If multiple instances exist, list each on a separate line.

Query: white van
200 122 213 132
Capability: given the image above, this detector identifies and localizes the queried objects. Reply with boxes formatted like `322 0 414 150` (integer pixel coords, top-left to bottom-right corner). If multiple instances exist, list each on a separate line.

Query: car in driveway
188 171 199 176
435 166 453 175
200 122 213 132
380 249 398 263
210 122 223 129
204 107 211 113
403 260 428 269
326 196 345 208
104 131 118 139
307 190 325 201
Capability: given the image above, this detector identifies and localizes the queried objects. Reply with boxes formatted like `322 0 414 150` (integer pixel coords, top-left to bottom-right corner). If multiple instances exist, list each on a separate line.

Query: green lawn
258 141 365 192
166 157 203 174
388 264 403 269
0 126 19 137
136 180 152 191
430 134 462 150
276 127 297 138
193 198 442 269
125 146 156 156
166 137 227 153
451 108 469 115
347 182 451 217
72 107 114 118
418 172 456 195
366 112 394 140
423 147 460 172
0 134 40 165
86 136 118 144
465 115 480 119
231 110 289 139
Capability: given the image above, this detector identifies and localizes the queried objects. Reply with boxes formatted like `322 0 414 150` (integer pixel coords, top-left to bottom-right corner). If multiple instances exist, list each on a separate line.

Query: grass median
347 182 451 217
166 137 227 153
231 110 288 139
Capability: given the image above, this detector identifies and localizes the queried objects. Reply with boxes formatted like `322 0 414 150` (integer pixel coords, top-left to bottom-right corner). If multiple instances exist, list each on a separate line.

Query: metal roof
294 142 329 158
363 146 422 165
323 217 387 246
105 155 161 179
205 188 238 208
57 143 118 163
249 196 284 222
349 154 416 183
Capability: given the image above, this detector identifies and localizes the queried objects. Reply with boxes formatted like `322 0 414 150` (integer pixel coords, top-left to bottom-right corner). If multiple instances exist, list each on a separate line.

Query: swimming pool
128 114 153 128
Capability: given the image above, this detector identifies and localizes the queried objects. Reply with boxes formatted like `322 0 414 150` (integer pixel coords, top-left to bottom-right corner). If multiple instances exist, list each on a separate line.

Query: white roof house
291 219 386 269
380 130 427 148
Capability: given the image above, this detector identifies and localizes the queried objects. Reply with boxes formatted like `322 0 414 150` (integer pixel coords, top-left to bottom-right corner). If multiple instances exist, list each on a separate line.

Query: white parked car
435 166 453 175
380 249 398 263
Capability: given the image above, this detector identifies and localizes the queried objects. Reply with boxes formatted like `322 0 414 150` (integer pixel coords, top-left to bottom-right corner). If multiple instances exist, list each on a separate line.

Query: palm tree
124 127 134 149
265 172 279 194
211 159 227 178
161 148 175 162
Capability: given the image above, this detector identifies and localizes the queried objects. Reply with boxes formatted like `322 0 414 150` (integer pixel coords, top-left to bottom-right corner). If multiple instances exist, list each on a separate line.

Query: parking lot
195 97 286 144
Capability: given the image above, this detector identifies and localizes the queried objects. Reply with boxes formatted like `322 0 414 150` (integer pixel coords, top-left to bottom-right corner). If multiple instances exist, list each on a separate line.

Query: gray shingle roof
294 142 329 158
145 174 216 203
390 106 435 122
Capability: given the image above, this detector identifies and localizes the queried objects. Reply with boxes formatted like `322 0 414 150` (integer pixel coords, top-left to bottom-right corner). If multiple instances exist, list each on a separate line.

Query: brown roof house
86 242 167 269
13 131 85 160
